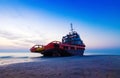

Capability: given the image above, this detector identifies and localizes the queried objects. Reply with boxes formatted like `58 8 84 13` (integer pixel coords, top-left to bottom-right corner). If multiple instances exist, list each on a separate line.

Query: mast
70 23 74 33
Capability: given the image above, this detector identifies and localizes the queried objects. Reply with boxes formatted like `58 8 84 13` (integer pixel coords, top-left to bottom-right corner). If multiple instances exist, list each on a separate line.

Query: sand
0 55 120 78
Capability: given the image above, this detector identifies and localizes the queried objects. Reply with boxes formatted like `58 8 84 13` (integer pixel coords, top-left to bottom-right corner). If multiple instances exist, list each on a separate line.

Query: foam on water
0 52 42 58
0 52 43 66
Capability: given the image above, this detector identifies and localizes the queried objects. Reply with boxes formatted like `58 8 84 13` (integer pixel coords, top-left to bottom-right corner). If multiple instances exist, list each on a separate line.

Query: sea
0 49 120 65
0 48 120 58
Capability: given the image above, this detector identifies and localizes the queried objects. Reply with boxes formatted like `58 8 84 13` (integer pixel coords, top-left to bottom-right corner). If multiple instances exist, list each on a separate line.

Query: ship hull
66 49 84 56
41 48 84 57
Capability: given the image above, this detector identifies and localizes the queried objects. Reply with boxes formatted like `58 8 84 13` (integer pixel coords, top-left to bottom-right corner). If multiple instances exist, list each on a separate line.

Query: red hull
30 41 85 56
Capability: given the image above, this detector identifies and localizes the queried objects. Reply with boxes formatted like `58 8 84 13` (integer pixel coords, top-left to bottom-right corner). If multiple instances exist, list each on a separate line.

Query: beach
0 55 120 78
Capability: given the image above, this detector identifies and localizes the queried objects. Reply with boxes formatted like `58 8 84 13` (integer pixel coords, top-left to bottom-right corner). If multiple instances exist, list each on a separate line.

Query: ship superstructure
30 24 85 56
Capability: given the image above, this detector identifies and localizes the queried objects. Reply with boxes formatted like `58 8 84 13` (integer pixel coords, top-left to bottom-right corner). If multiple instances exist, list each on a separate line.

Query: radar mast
70 23 74 33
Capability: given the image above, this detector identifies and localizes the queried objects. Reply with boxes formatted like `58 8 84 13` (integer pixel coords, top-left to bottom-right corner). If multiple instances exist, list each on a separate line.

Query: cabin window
34 45 43 48
71 47 75 50
63 46 68 50
77 48 81 50
34 45 39 48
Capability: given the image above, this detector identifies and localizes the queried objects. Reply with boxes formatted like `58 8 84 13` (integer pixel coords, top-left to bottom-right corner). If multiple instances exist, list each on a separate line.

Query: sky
0 0 120 52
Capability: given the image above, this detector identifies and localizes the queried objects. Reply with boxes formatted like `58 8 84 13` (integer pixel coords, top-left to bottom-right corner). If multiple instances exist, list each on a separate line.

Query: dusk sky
0 0 120 52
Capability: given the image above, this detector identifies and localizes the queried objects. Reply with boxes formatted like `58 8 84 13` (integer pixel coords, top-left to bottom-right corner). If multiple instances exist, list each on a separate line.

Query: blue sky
0 0 120 52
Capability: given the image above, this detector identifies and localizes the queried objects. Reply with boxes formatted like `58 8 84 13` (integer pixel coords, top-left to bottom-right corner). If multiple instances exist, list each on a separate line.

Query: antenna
70 23 74 32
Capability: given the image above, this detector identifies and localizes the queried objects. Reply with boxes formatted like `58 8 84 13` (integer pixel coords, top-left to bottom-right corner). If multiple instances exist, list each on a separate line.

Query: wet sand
0 55 120 78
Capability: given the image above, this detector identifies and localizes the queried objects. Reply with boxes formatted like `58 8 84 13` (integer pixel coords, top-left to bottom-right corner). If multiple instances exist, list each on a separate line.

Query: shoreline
0 55 120 78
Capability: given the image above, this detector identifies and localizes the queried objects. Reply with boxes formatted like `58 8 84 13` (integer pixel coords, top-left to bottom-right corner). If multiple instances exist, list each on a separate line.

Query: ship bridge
62 23 84 45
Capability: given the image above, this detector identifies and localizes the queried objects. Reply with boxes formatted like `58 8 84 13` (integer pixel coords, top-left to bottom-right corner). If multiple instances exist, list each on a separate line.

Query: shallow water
0 49 120 66
0 52 43 65
0 52 42 58
0 49 120 59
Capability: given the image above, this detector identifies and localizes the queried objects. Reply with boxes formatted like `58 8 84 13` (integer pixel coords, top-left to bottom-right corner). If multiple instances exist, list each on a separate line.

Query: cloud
0 30 23 40
0 28 49 50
